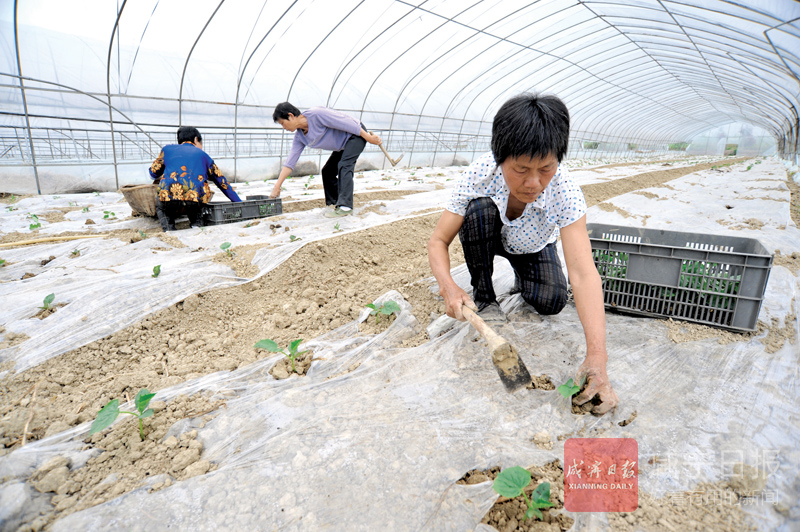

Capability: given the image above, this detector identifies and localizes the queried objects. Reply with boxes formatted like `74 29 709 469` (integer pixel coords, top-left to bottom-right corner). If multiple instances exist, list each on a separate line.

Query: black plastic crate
202 198 282 225
587 223 773 332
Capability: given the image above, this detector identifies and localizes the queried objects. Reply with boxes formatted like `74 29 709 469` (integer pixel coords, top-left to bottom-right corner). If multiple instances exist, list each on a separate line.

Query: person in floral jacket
149 126 241 230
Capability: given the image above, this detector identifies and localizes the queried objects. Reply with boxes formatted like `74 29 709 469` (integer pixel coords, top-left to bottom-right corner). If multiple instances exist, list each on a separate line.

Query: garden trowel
462 305 532 392
370 131 404 167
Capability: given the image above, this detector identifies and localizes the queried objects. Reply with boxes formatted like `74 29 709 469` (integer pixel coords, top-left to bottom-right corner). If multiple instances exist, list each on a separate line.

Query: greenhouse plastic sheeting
0 157 798 530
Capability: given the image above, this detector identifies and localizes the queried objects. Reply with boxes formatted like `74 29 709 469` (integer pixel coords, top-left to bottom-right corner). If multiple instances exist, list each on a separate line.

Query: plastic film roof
1 0 799 191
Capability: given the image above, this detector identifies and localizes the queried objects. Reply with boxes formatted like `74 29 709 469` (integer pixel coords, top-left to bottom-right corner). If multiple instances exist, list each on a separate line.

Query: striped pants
458 197 568 315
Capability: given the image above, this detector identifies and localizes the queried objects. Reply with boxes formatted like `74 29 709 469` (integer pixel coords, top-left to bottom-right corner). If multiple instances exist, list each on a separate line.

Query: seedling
52 196 61 200
746 165 753 171
6 206 17 211
28 214 41 230
138 229 147 239
152 265 161 278
364 300 401 324
333 222 343 233
493 466 554 521
0 259 5 267
289 235 301 242
90 388 156 441
71 248 81 257
93 191 101 196
69 201 77 207
254 338 308 374
220 241 234 257
39 293 55 310
82 207 90 213
103 211 116 219
557 376 586 399
9 194 17 202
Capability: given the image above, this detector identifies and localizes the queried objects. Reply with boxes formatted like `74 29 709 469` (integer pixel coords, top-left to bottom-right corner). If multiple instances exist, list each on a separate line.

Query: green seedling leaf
289 235 301 242
40 293 55 310
89 388 159 441
138 229 147 238
557 378 580 399
28 213 41 230
493 466 530 498
333 222 343 233
254 339 281 352
493 467 553 521
82 207 90 213
366 300 400 323
152 265 161 278
380 300 401 316
103 210 116 219
220 241 233 257
135 388 156 415
255 339 307 373
0 259 5 267
71 249 80 256
89 399 120 435
94 191 101 196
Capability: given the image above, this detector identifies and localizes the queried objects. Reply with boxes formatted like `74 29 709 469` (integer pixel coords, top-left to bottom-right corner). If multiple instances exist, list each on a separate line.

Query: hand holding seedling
90 388 156 441
364 300 401 324
493 466 554 520
573 358 618 415
557 376 585 399
254 339 308 374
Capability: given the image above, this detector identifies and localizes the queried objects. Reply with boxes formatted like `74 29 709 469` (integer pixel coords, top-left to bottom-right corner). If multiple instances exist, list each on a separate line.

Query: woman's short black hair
177 126 202 144
491 93 570 164
273 102 302 122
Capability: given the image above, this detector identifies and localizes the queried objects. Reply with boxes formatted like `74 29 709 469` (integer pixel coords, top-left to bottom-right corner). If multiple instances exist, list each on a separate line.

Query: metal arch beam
178 0 227 126
12 0 40 194
576 0 729 118
286 0 367 102
357 0 484 140
232 0 300 180
426 4 594 163
325 1 421 109
414 7 731 146
0 72 163 153
106 0 127 190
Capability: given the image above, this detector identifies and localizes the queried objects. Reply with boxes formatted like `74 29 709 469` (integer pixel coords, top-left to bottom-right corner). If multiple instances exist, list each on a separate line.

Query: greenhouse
0 0 798 531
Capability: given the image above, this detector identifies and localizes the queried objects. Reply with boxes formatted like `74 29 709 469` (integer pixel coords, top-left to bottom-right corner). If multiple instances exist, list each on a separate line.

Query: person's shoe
477 301 506 324
323 206 352 218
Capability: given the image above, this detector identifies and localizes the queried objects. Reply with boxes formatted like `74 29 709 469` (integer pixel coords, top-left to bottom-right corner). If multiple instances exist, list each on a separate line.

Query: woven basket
120 184 157 217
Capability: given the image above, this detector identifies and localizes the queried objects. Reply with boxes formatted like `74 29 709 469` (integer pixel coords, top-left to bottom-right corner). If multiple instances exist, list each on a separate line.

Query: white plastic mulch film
1 1 798 194
0 158 798 531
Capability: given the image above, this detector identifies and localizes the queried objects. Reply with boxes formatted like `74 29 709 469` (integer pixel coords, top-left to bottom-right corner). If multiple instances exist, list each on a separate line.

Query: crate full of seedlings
586 223 773 332
202 197 282 225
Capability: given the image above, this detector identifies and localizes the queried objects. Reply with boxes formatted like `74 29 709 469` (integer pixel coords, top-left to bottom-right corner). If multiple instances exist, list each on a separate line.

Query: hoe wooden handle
462 305 509 355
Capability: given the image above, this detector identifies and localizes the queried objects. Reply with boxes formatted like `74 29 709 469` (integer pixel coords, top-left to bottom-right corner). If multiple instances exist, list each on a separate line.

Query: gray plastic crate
202 198 282 225
587 223 773 332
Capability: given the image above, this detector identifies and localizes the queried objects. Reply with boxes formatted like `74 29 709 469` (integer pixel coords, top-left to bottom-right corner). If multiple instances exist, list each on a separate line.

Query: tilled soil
0 157 793 531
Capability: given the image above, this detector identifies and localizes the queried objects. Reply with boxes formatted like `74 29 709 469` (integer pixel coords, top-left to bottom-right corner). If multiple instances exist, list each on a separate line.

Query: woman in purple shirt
270 103 382 218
